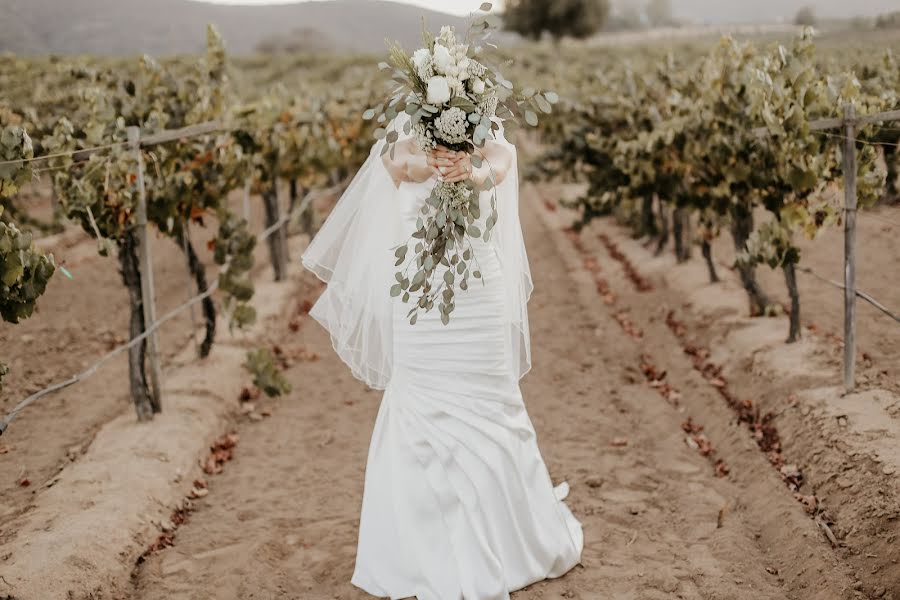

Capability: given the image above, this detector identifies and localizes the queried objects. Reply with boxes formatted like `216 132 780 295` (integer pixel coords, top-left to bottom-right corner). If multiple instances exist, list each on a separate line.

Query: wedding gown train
348 181 583 600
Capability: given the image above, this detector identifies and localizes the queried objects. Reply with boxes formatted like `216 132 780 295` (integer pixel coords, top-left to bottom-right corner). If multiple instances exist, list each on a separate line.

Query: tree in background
794 6 817 27
645 0 674 27
504 0 611 41
875 12 900 29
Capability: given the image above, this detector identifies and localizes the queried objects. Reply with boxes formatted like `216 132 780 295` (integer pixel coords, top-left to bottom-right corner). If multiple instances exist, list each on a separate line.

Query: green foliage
45 26 260 327
0 124 33 198
504 0 611 41
0 216 55 324
243 348 292 398
736 220 800 270
214 212 257 329
527 30 894 341
0 210 55 393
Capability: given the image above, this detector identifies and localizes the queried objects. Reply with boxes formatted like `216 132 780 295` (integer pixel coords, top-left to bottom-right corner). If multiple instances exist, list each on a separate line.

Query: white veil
301 115 532 390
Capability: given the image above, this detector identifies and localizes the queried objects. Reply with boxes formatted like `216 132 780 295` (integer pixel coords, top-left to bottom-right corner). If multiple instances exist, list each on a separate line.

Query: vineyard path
129 185 859 600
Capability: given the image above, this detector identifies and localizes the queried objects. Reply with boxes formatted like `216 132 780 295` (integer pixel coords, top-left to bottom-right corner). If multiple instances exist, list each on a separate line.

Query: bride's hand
432 146 474 183
425 148 456 180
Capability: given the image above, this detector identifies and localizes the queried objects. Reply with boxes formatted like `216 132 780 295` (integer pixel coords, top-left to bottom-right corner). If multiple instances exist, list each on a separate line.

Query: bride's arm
473 141 514 187
434 141 513 187
381 138 434 187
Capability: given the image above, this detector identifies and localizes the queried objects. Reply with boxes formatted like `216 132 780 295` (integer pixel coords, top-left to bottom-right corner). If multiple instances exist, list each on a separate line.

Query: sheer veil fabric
301 115 583 600
301 114 532 389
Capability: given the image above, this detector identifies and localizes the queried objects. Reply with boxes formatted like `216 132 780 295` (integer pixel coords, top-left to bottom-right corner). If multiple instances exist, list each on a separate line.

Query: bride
302 113 583 600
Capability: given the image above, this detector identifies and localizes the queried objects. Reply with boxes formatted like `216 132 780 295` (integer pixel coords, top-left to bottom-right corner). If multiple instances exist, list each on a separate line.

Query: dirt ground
2 181 898 599
0 187 292 541
127 187 876 600
713 204 900 392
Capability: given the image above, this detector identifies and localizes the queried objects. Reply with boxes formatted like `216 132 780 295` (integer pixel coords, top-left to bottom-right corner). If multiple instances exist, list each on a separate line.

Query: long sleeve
381 139 432 188
476 140 514 187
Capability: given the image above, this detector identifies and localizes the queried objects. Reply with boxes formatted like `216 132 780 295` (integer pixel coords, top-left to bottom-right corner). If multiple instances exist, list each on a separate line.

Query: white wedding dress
302 118 583 600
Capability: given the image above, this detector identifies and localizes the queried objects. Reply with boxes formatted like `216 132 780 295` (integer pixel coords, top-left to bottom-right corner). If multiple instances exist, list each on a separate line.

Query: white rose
470 78 485 94
426 76 452 105
432 44 453 75
412 48 431 75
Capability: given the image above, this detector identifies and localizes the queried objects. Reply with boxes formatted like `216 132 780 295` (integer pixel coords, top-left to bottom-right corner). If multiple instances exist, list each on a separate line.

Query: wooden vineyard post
263 177 288 282
279 181 291 264
243 179 252 224
842 104 858 394
127 126 163 413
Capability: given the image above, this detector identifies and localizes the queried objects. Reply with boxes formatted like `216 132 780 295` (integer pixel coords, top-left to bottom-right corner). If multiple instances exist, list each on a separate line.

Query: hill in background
0 0 470 56
665 0 897 24
1 0 897 57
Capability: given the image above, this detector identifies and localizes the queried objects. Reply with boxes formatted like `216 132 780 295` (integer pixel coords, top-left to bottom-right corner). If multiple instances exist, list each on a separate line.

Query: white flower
437 26 459 50
468 60 487 79
432 44 454 75
412 48 433 80
453 45 470 76
478 95 498 118
426 76 452 105
457 58 471 81
444 74 465 98
435 107 469 144
412 121 436 152
436 179 472 206
470 78 485 95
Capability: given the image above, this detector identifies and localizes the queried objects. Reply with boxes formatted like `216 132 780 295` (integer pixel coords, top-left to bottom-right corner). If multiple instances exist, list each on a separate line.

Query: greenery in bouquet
364 2 558 325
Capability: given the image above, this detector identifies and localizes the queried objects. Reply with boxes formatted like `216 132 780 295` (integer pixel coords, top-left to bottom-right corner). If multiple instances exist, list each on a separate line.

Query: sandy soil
0 188 288 540
127 187 867 600
2 181 897 599
543 183 900 597
711 205 900 392
0 223 203 537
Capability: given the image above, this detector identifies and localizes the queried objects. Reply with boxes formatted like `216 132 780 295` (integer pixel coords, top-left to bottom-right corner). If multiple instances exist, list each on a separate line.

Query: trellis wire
858 211 900 228
0 179 338 436
712 256 899 325
0 142 126 167
797 266 900 325
814 129 900 149
752 105 900 392
1 120 227 173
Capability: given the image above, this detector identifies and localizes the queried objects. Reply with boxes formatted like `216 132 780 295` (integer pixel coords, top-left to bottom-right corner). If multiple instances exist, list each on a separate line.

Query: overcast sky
195 0 498 16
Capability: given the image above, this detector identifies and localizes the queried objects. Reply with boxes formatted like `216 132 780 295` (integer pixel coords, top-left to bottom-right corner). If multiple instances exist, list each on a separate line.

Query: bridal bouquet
364 3 557 325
